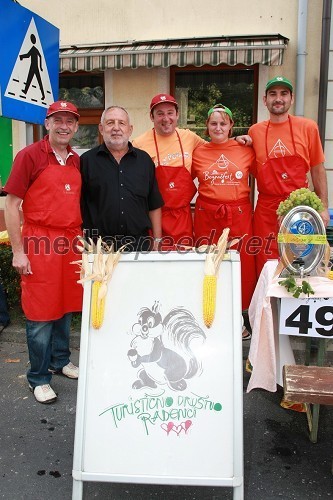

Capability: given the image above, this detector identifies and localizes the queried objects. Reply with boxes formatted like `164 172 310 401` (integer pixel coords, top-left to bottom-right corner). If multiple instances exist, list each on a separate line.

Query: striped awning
59 34 289 72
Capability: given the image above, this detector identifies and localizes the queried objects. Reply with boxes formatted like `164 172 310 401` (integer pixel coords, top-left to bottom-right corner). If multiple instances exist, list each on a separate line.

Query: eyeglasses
207 104 233 120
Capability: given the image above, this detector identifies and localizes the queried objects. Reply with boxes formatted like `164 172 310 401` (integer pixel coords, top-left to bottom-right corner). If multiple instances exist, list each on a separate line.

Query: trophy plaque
277 206 327 277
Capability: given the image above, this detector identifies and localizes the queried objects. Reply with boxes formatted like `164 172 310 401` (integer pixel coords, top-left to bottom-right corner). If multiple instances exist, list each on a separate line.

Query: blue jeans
0 282 10 327
26 313 72 387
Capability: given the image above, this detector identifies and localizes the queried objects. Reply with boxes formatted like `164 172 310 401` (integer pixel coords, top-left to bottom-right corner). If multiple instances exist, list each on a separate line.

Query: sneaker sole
62 372 78 379
49 369 78 379
36 397 57 404
29 385 58 404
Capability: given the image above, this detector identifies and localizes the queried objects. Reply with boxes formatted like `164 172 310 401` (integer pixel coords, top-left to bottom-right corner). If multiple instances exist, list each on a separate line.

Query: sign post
72 251 244 499
0 0 59 124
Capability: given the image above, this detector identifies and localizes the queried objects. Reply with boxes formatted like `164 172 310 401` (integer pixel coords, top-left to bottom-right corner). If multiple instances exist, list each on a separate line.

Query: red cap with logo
46 101 80 119
150 94 178 112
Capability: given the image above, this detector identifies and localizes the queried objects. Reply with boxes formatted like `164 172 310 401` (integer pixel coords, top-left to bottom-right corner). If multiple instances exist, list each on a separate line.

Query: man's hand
152 239 162 251
235 135 252 146
311 164 329 225
320 208 330 228
12 251 32 276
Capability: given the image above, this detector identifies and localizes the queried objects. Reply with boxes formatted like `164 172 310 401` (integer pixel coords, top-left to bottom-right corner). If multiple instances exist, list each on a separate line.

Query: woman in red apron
153 129 196 248
192 104 257 311
253 117 309 277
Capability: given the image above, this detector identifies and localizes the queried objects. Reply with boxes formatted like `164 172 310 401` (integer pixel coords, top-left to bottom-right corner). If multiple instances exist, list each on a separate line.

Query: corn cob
202 228 231 328
203 275 217 328
328 270 333 280
91 281 105 329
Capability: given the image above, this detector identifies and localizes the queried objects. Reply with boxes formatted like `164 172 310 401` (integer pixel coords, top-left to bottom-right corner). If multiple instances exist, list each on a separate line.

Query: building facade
2 0 332 204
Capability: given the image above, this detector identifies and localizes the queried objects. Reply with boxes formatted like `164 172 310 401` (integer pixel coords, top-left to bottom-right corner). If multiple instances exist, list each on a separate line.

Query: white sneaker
30 384 57 404
62 362 79 379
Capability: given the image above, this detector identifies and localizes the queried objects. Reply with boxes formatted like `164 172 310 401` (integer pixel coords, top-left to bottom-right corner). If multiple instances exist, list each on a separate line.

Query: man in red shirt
4 101 82 404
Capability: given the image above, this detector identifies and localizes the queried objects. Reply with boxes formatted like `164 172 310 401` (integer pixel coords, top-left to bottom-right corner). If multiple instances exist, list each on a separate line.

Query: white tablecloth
247 260 333 392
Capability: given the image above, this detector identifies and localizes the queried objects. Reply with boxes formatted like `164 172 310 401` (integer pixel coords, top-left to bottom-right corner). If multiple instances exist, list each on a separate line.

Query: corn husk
203 228 231 277
202 228 235 328
71 236 125 328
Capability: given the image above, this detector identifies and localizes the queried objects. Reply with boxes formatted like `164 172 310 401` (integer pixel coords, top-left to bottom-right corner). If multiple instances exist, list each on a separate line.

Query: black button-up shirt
80 142 164 246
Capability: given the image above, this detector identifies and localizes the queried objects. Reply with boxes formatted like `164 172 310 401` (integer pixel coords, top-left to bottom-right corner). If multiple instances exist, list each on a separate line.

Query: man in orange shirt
248 76 329 277
133 94 205 248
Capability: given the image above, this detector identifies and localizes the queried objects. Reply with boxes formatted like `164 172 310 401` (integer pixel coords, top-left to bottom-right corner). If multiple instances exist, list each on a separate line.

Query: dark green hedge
0 243 83 329
0 243 21 307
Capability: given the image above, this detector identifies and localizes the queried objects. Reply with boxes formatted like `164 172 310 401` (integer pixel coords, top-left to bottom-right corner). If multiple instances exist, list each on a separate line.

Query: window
59 72 104 151
59 73 104 109
171 65 258 138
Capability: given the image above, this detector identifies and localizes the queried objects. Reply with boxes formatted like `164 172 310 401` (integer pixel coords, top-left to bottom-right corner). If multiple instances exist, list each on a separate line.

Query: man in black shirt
81 106 164 251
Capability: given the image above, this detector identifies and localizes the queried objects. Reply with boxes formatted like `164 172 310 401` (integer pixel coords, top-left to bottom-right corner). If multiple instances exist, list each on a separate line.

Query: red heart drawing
172 424 184 436
183 420 192 433
161 422 174 435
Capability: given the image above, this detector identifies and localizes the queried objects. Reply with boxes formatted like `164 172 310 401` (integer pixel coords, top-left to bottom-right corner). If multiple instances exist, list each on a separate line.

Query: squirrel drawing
127 301 206 391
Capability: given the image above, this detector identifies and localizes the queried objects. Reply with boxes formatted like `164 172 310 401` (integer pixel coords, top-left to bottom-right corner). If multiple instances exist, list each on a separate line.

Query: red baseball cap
46 101 80 119
150 94 178 112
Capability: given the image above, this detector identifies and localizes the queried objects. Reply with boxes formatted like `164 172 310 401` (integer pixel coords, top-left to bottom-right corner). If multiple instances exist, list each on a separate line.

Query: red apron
154 130 196 248
194 195 256 310
21 160 83 321
253 117 309 277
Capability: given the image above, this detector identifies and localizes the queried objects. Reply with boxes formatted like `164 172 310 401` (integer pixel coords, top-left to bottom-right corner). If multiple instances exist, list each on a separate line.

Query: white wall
325 12 333 209
20 0 298 46
18 0 324 121
104 67 170 136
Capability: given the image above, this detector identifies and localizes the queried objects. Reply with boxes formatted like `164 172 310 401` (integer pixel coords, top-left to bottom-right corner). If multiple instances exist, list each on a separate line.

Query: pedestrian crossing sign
0 0 59 124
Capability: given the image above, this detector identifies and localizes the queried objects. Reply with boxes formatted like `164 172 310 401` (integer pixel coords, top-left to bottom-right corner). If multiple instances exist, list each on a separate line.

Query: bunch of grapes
276 188 324 216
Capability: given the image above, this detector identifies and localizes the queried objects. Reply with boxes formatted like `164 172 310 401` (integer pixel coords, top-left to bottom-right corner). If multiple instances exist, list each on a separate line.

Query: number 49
285 305 333 336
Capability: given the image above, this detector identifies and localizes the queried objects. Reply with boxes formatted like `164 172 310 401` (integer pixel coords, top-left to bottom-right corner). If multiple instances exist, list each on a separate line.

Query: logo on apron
269 139 292 158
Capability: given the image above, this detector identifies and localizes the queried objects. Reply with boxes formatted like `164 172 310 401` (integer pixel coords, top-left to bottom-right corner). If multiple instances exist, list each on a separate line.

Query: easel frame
72 251 244 500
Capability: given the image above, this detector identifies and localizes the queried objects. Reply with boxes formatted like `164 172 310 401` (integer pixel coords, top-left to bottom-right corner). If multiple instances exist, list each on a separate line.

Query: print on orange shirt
202 153 245 187
192 141 255 202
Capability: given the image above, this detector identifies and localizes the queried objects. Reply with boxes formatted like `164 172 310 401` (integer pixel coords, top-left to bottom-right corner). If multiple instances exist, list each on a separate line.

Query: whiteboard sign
72 252 243 499
279 297 333 338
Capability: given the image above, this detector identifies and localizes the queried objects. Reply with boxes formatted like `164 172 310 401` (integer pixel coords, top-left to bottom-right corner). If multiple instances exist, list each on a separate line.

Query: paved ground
0 325 332 500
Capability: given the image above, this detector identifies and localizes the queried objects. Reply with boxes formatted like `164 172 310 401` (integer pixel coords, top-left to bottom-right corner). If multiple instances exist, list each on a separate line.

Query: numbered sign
279 297 333 338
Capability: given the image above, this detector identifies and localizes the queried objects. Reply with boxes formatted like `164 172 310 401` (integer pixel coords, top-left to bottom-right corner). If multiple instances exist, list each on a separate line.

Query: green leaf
279 274 315 298
301 280 315 296
292 287 302 298
279 276 297 292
